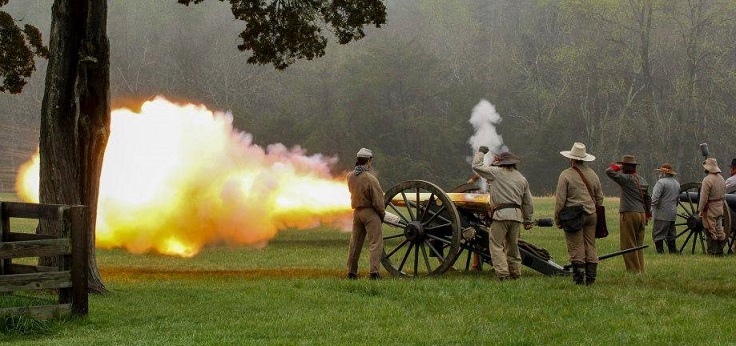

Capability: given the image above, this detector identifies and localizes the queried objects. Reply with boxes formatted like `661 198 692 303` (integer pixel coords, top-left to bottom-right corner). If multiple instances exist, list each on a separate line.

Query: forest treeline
2 0 736 195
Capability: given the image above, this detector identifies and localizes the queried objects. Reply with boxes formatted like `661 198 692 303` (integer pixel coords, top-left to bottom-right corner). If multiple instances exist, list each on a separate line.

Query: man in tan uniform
472 146 534 280
699 158 727 256
346 148 386 279
554 142 604 285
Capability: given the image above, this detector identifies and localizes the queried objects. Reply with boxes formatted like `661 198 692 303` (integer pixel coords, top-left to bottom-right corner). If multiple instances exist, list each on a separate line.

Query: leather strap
488 203 521 220
572 166 598 207
632 173 649 214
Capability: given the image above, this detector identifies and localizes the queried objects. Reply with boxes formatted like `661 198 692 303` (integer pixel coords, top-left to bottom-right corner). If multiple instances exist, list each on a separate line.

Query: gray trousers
652 220 676 242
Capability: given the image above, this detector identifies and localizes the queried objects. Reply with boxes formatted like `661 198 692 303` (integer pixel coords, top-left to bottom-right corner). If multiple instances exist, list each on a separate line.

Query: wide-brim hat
654 163 677 176
730 158 736 168
560 142 595 161
703 158 721 173
617 155 639 165
491 152 521 166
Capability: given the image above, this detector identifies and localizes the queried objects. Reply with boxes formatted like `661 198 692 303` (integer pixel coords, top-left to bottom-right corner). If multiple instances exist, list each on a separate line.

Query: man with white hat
472 147 534 281
606 154 649 273
651 163 680 254
699 158 727 256
555 142 604 285
346 147 386 279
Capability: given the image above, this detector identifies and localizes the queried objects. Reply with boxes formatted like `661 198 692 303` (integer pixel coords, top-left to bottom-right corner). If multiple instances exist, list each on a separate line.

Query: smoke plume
468 99 507 155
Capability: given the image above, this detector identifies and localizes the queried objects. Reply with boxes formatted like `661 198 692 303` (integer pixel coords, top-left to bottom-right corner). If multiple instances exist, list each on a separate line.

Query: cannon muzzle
534 218 554 227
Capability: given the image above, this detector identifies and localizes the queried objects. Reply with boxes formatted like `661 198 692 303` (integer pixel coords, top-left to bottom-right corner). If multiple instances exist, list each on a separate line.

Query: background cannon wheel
381 180 461 277
676 182 733 254
676 182 707 254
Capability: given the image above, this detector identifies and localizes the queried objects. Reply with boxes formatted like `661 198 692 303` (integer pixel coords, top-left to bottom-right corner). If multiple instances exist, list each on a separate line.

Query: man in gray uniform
606 155 649 273
651 163 680 254
725 158 736 194
472 146 534 280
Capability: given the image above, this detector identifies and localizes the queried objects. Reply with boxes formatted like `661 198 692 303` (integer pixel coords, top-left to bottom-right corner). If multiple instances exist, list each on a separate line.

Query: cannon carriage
379 180 568 278
675 183 736 254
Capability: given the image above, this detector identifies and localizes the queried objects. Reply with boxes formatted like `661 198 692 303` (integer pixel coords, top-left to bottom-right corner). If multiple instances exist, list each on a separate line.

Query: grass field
1 196 736 345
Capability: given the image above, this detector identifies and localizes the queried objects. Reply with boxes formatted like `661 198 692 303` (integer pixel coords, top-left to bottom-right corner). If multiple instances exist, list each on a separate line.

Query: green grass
1 197 736 345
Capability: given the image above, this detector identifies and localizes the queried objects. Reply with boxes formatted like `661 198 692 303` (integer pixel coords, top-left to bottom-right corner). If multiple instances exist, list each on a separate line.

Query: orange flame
15 97 353 257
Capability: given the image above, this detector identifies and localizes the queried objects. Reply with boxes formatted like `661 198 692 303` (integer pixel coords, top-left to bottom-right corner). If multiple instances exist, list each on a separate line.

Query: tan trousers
489 220 521 279
347 208 383 274
564 213 598 264
620 212 646 273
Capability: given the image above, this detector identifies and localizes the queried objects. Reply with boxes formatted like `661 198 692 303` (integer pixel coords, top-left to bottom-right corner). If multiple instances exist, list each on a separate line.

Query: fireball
16 97 353 257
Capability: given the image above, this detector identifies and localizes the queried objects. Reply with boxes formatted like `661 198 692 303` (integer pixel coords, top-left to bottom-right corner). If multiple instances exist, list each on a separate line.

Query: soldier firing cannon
380 180 644 277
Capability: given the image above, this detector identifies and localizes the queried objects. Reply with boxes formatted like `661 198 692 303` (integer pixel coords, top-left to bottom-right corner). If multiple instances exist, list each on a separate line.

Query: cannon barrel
679 191 736 210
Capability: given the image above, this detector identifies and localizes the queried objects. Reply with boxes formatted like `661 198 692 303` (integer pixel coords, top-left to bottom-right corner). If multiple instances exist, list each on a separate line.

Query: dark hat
492 152 521 166
617 155 639 165
730 158 736 168
654 162 677 176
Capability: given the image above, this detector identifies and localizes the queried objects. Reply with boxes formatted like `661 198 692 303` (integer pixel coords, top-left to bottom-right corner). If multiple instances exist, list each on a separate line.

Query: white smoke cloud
468 99 507 155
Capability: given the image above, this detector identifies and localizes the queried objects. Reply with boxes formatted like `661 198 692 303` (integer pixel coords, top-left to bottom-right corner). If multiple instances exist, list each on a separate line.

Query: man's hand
524 223 533 230
479 146 489 154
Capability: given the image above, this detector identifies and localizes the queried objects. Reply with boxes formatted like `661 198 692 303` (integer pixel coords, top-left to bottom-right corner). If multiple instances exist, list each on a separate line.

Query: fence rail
0 201 88 319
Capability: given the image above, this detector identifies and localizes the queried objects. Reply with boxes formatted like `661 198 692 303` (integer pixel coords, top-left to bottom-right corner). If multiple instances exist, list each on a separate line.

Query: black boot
572 262 585 285
666 240 679 254
584 262 597 286
655 240 664 254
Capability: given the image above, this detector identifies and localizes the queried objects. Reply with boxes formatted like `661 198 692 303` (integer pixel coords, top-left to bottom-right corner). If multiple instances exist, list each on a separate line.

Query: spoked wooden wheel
676 183 707 254
381 180 461 277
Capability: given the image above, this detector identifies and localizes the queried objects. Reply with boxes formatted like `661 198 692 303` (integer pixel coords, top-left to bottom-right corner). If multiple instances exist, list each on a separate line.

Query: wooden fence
0 202 88 319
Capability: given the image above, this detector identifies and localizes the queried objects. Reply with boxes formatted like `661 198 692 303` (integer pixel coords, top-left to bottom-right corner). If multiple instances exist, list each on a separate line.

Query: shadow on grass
100 267 345 280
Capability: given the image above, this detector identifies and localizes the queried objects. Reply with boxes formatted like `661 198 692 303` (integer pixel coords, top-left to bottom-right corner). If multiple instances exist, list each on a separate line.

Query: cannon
675 183 735 254
674 143 736 254
379 180 644 278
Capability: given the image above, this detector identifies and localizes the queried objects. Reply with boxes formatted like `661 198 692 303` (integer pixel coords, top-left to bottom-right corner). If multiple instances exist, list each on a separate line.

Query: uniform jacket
725 174 736 194
554 164 604 226
346 168 385 219
699 173 726 217
605 167 648 213
472 152 534 223
650 176 680 221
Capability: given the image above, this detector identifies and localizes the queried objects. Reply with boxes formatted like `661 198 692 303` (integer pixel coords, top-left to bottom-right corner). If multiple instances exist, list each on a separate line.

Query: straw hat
654 163 677 176
560 142 595 161
617 155 639 165
703 158 721 173
492 152 521 166
356 148 373 158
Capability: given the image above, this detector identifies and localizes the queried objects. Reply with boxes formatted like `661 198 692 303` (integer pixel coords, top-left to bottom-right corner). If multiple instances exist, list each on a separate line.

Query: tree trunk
39 0 110 293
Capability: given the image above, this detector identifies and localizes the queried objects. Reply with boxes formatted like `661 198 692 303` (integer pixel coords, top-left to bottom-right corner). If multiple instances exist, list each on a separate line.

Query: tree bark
39 0 109 293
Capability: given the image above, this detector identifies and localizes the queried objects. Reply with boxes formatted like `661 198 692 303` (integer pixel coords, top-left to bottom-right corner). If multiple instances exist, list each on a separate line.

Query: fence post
0 202 7 275
70 206 88 315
